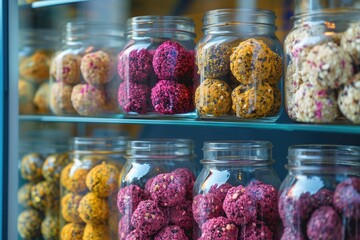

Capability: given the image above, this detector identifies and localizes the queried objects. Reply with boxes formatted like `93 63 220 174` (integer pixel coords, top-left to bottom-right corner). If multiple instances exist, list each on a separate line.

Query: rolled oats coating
50 82 76 115
341 23 360 64
338 74 360 123
285 61 305 119
51 53 81 85
71 83 107 116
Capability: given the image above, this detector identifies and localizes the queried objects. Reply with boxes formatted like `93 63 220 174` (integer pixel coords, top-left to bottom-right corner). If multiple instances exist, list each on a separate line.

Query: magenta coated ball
239 220 274 240
172 168 195 199
209 183 233 202
154 225 188 240
125 229 151 240
169 200 194 229
118 215 134 240
117 184 146 215
333 177 360 219
118 49 153 83
118 81 150 114
313 188 334 208
192 193 225 226
200 216 238 240
280 228 306 240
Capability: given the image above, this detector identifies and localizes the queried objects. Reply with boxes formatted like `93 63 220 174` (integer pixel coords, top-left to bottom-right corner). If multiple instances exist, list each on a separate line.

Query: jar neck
20 28 59 48
71 136 127 155
294 0 359 15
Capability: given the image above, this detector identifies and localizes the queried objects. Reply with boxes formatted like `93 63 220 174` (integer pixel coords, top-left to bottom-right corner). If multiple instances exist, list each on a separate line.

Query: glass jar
117 139 196 239
195 9 283 122
193 141 281 240
49 22 125 117
279 145 360 240
19 28 58 115
117 16 196 118
59 136 127 240
284 2 360 124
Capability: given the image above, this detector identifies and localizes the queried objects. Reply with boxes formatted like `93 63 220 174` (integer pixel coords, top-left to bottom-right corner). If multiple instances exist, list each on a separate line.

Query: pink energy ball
169 200 194 229
333 177 360 219
125 229 151 240
117 184 146 215
118 215 133 240
239 221 273 240
71 83 106 116
172 168 195 199
200 216 238 240
209 183 233 202
192 193 224 226
118 49 153 83
118 81 150 114
154 225 188 240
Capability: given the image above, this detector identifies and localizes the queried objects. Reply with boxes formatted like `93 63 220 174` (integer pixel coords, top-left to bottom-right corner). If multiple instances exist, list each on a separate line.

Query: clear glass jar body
19 29 58 115
117 139 196 239
59 137 127 240
193 141 281 239
117 16 196 118
284 8 360 124
279 145 360 240
49 22 125 117
195 9 283 122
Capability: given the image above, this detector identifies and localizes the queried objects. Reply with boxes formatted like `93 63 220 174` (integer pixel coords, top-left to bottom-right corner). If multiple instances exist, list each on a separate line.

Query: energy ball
230 38 273 85
117 184 146 215
17 209 42 239
31 180 59 211
20 152 44 181
302 42 353 89
118 48 153 83
50 82 77 115
41 214 59 240
208 183 233 202
118 81 150 114
195 78 232 116
83 223 111 240
285 61 305 119
81 50 116 85
131 200 167 236
119 215 134 240
341 23 360 64
239 221 273 240
18 183 34 207
42 153 70 182
172 168 195 199
18 79 36 114
51 53 81 85
192 193 225 226
338 74 360 123
280 228 306 240
125 229 151 240
151 80 192 114
267 86 282 116
33 82 50 114
333 177 360 219
86 162 120 197
169 200 194 229
306 206 342 240
155 225 188 240
266 52 283 85
153 40 194 81
71 83 106 116
60 223 85 240
61 192 83 223
78 192 109 224
60 162 90 193
19 51 50 84
144 177 155 199
313 188 334 208
200 216 238 240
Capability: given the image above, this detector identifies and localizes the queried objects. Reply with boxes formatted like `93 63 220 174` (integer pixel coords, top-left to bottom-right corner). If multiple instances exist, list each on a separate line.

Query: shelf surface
19 115 360 134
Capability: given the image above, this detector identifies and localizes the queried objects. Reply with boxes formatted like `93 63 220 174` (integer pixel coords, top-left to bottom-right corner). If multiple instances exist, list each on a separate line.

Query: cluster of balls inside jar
117 40 195 116
193 180 280 240
195 38 283 119
117 168 195 240
278 177 360 240
285 22 360 123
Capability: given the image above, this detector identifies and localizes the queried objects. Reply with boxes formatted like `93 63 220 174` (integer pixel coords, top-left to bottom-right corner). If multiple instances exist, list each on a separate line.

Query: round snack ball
86 162 119 197
18 182 35 208
83 223 111 240
302 42 353 89
333 177 360 219
118 81 150 114
267 86 282 116
18 79 36 114
223 185 257 225
313 188 334 208
42 153 70 182
31 180 59 211
231 82 274 118
71 83 106 116
195 78 232 116
20 152 44 181
119 215 134 240
285 61 305 119
153 40 194 81
33 82 50 114
61 192 83 223
125 229 151 240
239 220 273 240
151 80 192 114
172 168 195 199
117 184 146 215
306 206 342 240
293 83 339 123
150 172 187 207
266 52 283 85
80 50 115 85
60 223 85 240
78 192 109 224
118 48 153 83
41 214 59 240
196 43 232 78
208 183 233 202
280 228 306 240
144 177 155 199
169 200 194 229
49 82 77 115
19 51 50 84
230 38 273 85
192 193 225 226
338 74 360 123
341 23 360 64
51 53 81 85
155 225 188 240
17 209 42 239
60 162 90 193
131 200 167 236
200 216 238 240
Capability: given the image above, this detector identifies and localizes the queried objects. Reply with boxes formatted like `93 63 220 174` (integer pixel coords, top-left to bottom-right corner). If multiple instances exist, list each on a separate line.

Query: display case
2 0 360 239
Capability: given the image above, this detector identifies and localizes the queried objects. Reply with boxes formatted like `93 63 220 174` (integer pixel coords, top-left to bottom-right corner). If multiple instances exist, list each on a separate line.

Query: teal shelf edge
19 115 360 134
19 0 88 9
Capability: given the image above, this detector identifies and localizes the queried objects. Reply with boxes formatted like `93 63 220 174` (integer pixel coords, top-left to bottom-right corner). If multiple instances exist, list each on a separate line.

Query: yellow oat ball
18 183 35 208
60 223 85 240
78 192 109 224
17 209 42 239
61 192 83 223
83 223 111 240
42 153 70 182
31 180 60 211
20 152 44 181
60 162 90 193
41 214 59 240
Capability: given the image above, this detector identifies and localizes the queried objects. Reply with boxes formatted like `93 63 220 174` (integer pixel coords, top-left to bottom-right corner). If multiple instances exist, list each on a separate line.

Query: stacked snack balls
117 16 196 117
117 139 196 239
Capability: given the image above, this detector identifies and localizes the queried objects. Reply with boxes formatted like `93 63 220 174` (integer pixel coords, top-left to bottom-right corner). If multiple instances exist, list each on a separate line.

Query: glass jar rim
71 136 128 153
292 8 360 22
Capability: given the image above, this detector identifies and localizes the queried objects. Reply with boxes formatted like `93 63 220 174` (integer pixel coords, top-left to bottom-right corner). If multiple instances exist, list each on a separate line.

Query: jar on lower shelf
193 141 281 240
279 145 360 240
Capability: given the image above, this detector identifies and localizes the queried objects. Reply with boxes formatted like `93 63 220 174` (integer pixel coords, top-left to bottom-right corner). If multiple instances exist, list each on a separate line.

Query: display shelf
19 115 360 134
19 0 87 9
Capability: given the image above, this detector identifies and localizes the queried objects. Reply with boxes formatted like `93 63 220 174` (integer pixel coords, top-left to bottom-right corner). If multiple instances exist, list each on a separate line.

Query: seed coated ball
19 51 50 84
313 188 334 208
83 223 111 240
41 214 59 240
266 52 283 85
78 192 109 224
334 177 360 219
86 162 119 197
18 183 34 208
154 225 188 240
119 215 134 240
341 23 360 64
267 86 282 116
280 228 306 240
18 79 36 114
20 152 44 181
60 162 89 193
61 192 83 223
285 61 305 119
169 200 194 229
31 180 60 212
125 229 151 240
60 223 85 240
71 83 106 116
51 53 81 85
117 184 146 215
33 82 50 114
208 183 233 202
338 74 360 123
200 216 238 240
42 153 70 182
239 220 274 240
49 82 77 115
118 81 150 114
192 193 225 226
17 209 42 239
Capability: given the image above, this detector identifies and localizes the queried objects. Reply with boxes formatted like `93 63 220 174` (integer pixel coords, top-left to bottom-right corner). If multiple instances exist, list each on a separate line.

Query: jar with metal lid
195 9 283 122
59 136 127 240
117 16 196 118
49 22 126 117
278 145 360 240
117 139 196 239
284 1 360 124
193 141 281 239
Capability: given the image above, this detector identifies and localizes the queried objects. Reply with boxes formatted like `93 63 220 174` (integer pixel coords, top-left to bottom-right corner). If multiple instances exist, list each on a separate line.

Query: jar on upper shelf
194 9 284 122
116 16 197 118
284 0 360 124
49 22 126 117
279 145 360 240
